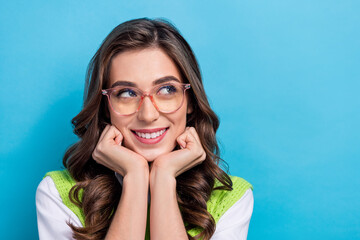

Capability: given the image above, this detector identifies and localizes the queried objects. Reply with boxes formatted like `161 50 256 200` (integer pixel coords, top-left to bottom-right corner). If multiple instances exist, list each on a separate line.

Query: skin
92 48 206 240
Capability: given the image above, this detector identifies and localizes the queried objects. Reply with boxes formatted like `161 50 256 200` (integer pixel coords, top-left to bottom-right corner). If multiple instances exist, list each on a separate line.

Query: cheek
110 116 134 149
109 114 130 132
174 109 188 132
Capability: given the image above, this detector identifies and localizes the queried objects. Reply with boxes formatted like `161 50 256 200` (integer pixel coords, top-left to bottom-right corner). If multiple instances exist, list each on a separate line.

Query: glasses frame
102 82 191 116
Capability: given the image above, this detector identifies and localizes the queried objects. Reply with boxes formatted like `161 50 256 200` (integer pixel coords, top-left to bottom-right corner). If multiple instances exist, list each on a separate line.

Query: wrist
122 159 149 177
123 169 149 187
149 166 176 191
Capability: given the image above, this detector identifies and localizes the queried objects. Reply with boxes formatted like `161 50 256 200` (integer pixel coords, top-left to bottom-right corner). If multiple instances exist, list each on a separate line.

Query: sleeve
210 188 254 240
36 176 82 240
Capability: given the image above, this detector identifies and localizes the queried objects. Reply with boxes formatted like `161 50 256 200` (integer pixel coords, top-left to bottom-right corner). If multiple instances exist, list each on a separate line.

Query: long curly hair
63 18 233 240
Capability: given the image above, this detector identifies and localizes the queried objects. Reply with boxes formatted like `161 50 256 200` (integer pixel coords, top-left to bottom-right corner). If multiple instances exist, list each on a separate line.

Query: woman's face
108 48 192 161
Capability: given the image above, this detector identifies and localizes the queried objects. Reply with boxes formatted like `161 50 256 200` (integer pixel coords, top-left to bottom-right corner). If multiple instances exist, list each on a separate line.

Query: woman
36 18 253 240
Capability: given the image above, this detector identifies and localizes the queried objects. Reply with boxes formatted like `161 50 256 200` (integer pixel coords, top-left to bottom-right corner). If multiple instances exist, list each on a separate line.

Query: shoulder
37 169 86 226
187 176 253 237
228 175 252 189
36 169 76 207
211 188 253 237
211 175 253 202
36 175 62 202
36 174 82 239
43 169 77 196
44 169 76 185
207 175 253 224
227 176 253 198
219 187 254 224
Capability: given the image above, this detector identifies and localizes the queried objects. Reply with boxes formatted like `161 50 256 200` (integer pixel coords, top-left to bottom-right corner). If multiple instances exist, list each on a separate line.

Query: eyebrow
153 76 181 85
110 76 181 88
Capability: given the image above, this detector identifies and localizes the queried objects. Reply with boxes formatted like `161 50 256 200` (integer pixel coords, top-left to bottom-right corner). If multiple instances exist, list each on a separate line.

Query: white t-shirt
36 175 253 239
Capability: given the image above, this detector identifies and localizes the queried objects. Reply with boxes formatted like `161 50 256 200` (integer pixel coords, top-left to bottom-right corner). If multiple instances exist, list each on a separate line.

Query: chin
137 149 167 162
124 135 177 162
134 143 176 162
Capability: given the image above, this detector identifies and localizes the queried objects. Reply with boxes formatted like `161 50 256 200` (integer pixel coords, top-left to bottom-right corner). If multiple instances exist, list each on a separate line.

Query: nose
137 96 160 122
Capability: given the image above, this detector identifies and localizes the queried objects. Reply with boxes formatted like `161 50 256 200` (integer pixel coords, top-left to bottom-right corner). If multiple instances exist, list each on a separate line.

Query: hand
150 127 206 178
92 125 149 177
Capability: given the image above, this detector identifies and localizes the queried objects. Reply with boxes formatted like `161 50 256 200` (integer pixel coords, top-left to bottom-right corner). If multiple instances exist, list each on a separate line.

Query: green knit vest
45 170 252 239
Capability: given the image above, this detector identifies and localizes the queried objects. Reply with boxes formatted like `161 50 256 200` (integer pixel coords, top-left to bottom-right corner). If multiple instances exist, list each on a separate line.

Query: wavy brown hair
63 18 233 240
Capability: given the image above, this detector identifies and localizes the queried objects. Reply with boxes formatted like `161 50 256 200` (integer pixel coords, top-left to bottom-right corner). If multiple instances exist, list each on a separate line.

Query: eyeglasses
102 82 191 116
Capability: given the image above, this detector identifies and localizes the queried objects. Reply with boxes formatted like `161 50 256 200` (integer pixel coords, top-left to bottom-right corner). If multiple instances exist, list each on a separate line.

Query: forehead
109 48 182 88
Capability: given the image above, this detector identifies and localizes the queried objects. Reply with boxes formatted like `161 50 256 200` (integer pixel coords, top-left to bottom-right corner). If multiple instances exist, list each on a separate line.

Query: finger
99 125 111 142
176 128 191 148
176 134 187 149
99 125 122 146
177 129 196 149
106 125 122 145
184 129 198 147
114 130 123 145
105 125 123 145
188 127 201 145
187 127 206 160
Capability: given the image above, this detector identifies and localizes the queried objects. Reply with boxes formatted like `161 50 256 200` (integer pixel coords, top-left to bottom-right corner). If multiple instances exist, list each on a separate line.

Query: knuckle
97 142 105 152
91 151 96 160
92 150 99 161
197 150 206 160
93 143 106 160
197 148 204 157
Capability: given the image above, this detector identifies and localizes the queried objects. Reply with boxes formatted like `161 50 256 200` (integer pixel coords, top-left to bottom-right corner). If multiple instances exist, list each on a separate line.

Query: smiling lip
131 128 168 144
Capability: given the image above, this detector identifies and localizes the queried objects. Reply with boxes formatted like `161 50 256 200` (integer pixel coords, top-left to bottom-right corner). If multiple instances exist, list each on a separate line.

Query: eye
157 84 178 95
114 88 137 98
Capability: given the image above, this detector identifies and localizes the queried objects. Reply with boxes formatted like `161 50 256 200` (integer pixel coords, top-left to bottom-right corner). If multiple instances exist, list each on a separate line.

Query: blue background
1 1 359 239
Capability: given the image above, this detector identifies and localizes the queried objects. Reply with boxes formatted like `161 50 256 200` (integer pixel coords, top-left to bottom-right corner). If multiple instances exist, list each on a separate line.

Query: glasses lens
110 87 140 115
153 83 184 113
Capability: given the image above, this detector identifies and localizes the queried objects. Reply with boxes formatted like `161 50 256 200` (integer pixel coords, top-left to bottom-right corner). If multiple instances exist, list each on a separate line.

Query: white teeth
135 129 167 139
